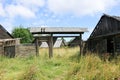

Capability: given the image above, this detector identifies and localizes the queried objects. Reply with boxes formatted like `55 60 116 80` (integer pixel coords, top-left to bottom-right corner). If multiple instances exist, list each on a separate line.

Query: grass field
0 47 120 80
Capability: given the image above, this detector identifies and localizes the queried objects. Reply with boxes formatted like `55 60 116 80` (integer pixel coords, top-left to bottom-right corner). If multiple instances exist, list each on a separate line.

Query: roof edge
88 14 120 39
0 24 13 38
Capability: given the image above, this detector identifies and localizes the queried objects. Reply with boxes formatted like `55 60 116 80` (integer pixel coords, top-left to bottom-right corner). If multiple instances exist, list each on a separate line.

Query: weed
0 47 120 80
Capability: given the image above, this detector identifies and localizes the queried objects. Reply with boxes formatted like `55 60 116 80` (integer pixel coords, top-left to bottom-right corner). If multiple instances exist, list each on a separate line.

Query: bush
12 26 33 43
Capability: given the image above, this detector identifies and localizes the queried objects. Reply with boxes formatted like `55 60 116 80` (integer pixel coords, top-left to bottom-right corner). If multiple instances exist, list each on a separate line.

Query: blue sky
0 0 120 40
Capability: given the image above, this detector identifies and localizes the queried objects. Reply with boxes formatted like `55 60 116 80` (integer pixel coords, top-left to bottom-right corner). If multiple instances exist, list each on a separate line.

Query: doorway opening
107 38 114 53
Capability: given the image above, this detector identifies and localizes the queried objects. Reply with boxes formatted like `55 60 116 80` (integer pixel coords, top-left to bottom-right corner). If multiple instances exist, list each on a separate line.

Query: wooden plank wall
90 16 120 39
15 44 36 57
4 46 15 57
114 36 120 54
86 38 107 54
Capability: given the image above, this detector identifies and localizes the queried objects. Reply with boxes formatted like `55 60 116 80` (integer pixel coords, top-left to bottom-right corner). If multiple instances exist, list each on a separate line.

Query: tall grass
67 54 120 80
0 47 120 80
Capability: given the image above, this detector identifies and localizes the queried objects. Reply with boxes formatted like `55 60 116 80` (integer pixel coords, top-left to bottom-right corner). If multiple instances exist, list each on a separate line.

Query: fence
0 39 36 57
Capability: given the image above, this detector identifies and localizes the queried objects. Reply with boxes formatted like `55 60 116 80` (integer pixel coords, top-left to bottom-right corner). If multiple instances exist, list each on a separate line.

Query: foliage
12 26 33 43
66 54 120 80
0 47 120 80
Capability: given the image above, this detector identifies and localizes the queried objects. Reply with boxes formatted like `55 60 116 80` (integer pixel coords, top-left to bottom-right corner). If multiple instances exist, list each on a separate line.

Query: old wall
0 44 36 57
4 46 15 57
15 44 36 57
0 46 4 55
86 38 107 54
114 36 120 55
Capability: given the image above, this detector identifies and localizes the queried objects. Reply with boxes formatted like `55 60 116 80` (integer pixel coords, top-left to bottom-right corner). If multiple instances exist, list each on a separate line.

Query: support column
113 37 116 57
35 38 39 56
79 34 82 56
49 34 53 58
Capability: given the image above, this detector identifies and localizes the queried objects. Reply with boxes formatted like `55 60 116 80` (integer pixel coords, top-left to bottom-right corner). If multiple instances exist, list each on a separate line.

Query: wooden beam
34 35 81 38
53 37 57 45
79 34 82 56
35 38 39 56
113 37 115 57
30 27 88 34
48 34 53 58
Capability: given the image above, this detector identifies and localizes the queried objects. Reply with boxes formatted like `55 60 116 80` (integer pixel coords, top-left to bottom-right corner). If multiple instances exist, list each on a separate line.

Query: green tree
12 26 33 43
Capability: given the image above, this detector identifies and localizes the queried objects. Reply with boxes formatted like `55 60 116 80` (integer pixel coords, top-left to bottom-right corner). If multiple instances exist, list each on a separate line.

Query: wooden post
113 37 116 57
79 34 82 56
49 34 53 58
35 38 39 56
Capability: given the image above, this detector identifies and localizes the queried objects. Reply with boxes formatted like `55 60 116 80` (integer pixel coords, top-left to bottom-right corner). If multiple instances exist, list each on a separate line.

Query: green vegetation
0 47 120 80
12 26 33 43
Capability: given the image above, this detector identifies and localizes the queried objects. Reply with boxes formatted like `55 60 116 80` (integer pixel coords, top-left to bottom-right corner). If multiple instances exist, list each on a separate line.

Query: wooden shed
0 25 14 57
0 24 13 39
68 37 82 47
85 14 120 56
40 39 66 48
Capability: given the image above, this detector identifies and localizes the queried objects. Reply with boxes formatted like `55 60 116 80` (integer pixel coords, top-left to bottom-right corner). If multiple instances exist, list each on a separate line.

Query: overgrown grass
0 47 120 80
67 54 120 80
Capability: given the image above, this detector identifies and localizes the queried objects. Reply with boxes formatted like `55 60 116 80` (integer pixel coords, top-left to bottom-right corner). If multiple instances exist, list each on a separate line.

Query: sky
0 0 120 40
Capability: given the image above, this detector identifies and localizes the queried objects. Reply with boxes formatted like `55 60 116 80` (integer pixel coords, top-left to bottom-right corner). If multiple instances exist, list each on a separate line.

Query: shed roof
53 39 63 48
0 24 13 39
40 42 48 48
29 27 88 34
89 14 120 39
40 39 64 48
104 14 120 21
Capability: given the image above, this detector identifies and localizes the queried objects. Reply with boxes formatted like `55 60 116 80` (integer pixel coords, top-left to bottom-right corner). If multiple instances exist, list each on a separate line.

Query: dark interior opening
107 38 114 53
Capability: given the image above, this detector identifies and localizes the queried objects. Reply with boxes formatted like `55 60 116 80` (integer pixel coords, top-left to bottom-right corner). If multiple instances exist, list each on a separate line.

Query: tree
12 26 33 43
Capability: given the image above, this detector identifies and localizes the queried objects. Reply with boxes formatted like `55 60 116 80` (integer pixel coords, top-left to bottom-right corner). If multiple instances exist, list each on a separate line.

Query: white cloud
83 27 94 40
13 0 45 12
5 4 36 19
0 18 14 33
0 0 46 32
0 0 120 33
14 0 45 7
0 3 5 17
47 0 120 16
0 0 45 19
